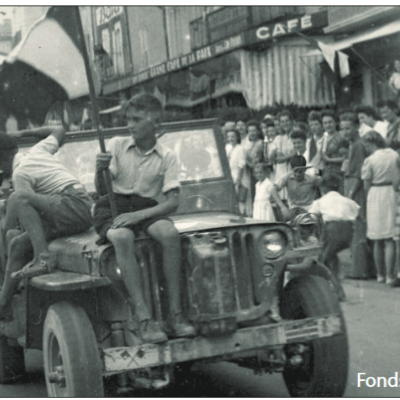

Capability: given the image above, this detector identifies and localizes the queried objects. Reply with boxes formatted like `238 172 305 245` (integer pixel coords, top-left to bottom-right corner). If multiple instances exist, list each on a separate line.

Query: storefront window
112 21 125 76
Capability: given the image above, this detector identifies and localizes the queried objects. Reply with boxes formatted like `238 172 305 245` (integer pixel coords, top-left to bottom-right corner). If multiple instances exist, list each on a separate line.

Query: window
98 28 114 78
101 28 111 55
139 28 149 70
112 21 125 75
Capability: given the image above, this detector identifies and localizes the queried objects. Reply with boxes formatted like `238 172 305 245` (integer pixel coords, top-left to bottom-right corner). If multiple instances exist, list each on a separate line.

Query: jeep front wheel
43 302 104 397
281 275 348 397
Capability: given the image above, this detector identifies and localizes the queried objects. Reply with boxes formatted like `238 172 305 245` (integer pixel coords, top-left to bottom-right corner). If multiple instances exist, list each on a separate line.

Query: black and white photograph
0 4 399 397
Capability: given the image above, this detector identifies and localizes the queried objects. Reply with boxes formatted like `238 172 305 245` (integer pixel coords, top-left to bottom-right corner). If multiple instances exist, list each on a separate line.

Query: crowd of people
223 99 400 295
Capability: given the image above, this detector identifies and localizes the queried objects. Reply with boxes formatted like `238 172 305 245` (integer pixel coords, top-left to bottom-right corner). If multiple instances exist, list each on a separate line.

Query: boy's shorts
41 184 93 240
93 193 171 245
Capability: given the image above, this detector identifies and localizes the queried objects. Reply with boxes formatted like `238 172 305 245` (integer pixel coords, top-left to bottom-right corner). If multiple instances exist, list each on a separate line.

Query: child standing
253 163 279 221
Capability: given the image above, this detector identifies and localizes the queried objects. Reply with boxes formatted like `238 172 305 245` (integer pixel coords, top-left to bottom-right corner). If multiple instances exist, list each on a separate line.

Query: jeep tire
43 301 104 397
281 275 348 397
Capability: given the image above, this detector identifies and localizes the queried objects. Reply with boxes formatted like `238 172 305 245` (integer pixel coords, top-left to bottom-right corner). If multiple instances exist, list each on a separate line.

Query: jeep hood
47 212 280 262
171 212 279 233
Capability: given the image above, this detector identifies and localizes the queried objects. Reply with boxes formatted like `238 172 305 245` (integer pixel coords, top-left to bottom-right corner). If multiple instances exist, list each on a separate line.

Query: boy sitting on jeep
94 93 195 344
0 126 93 321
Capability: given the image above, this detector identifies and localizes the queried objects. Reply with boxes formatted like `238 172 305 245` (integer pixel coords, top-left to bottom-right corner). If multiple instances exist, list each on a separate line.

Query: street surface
1 265 400 397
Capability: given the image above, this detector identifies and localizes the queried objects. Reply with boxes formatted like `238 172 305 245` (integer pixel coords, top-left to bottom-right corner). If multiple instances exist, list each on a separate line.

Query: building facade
92 6 337 122
320 6 400 108
5 6 399 130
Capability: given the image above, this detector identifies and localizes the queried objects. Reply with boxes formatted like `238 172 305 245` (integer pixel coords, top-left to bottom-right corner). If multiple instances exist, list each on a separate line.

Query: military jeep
0 119 348 397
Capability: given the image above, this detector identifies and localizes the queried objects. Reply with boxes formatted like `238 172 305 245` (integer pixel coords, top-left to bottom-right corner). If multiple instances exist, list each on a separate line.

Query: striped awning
240 43 335 110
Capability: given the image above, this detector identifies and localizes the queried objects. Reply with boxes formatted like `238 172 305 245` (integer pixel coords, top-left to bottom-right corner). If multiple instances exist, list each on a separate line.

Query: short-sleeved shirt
359 121 387 139
346 138 368 179
108 136 180 199
13 135 79 194
309 191 360 222
274 172 319 209
361 148 399 184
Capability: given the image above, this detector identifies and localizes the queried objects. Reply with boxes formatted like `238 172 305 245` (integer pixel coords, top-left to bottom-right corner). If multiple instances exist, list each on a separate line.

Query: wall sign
96 6 123 26
130 34 244 85
245 10 328 43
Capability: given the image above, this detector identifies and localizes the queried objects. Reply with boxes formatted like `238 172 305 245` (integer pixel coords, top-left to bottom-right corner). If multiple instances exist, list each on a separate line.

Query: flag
338 51 350 78
0 6 97 125
317 41 336 72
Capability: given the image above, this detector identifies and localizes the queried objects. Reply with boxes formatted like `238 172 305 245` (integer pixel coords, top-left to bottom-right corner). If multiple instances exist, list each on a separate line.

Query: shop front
305 17 400 108
101 9 334 115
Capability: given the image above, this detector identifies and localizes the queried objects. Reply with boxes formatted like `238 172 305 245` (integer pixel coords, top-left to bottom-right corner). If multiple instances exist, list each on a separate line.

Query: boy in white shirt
309 173 360 300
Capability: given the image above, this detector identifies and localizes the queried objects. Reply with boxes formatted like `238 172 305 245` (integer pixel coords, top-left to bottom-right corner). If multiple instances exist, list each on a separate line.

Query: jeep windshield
18 120 237 214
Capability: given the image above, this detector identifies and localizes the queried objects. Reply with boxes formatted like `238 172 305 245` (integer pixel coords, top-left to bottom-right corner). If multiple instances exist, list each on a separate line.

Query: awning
305 19 400 57
240 45 335 110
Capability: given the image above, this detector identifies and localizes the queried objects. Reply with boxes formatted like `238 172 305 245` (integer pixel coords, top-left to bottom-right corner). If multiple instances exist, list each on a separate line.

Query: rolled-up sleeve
162 151 180 193
107 137 119 179
361 157 372 181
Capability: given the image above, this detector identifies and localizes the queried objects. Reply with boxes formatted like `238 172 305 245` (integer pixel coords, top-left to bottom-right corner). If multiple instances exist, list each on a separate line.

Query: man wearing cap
273 154 320 220
0 126 92 321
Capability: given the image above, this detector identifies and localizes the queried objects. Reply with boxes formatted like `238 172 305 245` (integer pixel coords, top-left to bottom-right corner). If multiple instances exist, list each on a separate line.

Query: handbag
237 184 248 203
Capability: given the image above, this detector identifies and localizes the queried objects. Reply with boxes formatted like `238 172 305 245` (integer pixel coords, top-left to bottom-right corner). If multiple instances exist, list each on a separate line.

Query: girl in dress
253 163 281 221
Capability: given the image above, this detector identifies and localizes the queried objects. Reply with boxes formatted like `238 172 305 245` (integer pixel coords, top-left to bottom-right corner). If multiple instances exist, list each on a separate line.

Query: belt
371 182 392 187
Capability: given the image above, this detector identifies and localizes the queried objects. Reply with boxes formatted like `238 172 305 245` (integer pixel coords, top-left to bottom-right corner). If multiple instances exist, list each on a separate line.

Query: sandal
11 253 57 281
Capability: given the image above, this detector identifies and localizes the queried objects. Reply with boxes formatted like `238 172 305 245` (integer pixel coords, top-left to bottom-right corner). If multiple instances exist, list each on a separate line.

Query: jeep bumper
102 314 342 375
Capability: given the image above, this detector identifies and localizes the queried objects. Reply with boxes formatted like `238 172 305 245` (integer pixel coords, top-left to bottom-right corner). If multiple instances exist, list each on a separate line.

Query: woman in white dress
362 130 400 284
225 129 252 216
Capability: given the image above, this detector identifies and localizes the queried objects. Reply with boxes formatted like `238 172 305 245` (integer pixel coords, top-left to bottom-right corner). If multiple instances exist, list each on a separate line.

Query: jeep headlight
260 230 286 259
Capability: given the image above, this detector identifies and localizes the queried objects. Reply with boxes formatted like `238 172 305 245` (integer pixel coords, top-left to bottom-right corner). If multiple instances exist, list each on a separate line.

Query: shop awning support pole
74 6 117 218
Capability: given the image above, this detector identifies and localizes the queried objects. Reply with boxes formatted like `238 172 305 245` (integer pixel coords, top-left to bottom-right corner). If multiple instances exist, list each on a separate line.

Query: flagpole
73 6 118 218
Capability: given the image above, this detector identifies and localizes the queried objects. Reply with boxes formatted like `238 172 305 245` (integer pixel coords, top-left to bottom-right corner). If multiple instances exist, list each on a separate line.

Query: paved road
1 277 400 397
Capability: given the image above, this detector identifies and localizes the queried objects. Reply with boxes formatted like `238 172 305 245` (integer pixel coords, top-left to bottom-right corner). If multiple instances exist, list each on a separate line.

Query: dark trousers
321 220 354 278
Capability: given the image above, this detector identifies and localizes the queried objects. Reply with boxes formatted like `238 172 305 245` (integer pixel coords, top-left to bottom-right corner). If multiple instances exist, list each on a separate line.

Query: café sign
246 10 328 43
96 6 123 26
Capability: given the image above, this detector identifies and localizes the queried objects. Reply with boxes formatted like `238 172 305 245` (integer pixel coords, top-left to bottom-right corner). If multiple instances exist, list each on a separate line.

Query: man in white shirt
309 173 360 301
355 105 387 140
0 126 92 321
